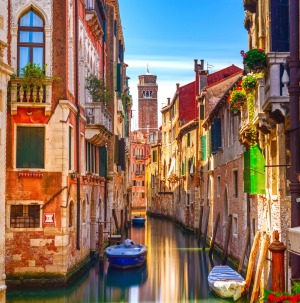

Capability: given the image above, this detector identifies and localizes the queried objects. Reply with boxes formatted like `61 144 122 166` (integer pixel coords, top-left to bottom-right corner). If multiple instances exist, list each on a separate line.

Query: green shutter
113 61 117 91
99 146 107 177
117 63 122 92
244 150 251 192
17 127 44 168
201 135 207 161
244 145 265 194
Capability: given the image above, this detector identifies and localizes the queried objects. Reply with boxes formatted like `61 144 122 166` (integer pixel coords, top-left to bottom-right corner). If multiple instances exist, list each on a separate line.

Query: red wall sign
43 213 55 224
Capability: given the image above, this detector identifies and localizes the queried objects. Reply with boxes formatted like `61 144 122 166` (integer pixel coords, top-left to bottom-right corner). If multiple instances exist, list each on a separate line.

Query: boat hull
132 218 146 226
105 243 148 269
208 265 246 301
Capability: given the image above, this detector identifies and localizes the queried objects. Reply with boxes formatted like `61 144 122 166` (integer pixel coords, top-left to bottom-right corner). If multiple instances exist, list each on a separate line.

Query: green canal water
6 216 249 303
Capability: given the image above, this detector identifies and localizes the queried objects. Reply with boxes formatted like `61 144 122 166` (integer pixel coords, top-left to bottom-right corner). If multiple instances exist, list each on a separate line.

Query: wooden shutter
244 145 266 194
201 135 207 161
117 63 122 93
17 127 44 168
211 118 221 154
99 146 107 177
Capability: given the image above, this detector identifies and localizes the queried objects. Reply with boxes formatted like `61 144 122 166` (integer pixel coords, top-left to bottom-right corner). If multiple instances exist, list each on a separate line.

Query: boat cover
208 265 246 301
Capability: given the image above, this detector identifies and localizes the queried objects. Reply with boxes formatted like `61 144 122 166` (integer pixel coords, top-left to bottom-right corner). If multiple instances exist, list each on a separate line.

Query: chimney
194 59 205 72
176 83 180 90
167 98 170 105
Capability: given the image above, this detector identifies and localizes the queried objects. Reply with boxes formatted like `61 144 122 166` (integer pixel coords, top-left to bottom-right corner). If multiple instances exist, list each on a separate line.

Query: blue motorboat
105 239 148 269
132 216 146 226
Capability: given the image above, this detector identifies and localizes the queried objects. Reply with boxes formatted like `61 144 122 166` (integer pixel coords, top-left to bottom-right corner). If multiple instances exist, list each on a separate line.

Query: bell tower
137 67 158 133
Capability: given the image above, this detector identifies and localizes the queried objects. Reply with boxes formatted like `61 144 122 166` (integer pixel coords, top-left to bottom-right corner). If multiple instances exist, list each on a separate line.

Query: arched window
18 9 44 72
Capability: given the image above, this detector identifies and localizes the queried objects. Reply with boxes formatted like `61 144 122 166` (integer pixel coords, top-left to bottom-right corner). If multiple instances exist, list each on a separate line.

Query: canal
6 216 247 303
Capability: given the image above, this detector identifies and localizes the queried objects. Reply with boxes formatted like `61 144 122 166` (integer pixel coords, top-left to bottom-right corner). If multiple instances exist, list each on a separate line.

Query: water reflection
7 216 246 303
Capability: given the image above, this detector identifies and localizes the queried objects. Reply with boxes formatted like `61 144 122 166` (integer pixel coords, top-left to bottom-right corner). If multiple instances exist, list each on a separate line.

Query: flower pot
252 60 265 72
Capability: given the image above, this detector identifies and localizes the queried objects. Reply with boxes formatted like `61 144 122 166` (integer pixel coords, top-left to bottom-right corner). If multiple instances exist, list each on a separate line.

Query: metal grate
10 205 40 228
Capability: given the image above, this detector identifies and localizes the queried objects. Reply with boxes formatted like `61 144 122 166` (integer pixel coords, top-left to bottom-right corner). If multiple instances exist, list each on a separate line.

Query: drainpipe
75 0 81 250
288 0 300 280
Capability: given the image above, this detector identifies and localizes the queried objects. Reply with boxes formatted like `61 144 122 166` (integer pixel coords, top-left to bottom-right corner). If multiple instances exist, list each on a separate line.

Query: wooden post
268 230 286 293
98 223 103 257
250 232 270 303
198 206 204 244
202 205 210 249
209 212 220 255
124 206 128 229
112 209 119 234
221 214 232 265
120 209 124 239
244 231 261 293
238 227 250 274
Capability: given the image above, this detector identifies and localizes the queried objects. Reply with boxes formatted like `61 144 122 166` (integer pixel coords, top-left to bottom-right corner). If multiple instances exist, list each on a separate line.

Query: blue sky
118 0 248 129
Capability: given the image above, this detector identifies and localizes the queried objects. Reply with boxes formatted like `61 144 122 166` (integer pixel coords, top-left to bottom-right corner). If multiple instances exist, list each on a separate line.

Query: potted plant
241 48 267 72
85 74 112 104
242 74 257 91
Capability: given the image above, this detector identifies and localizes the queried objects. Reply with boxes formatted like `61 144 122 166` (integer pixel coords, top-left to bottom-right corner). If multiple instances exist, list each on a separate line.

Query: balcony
85 0 105 41
10 78 52 116
263 52 290 119
135 171 144 176
85 103 113 146
135 155 145 161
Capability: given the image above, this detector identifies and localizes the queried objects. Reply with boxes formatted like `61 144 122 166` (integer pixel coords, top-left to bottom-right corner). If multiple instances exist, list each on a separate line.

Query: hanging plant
85 74 112 104
242 74 257 91
241 49 267 72
227 81 246 113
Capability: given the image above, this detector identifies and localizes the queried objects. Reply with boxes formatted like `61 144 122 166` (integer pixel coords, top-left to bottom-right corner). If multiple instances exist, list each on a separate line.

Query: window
10 204 40 228
232 214 238 236
187 133 190 147
142 193 145 199
233 170 238 198
17 126 44 168
69 201 74 227
86 141 97 173
217 175 221 197
18 9 44 72
69 126 74 170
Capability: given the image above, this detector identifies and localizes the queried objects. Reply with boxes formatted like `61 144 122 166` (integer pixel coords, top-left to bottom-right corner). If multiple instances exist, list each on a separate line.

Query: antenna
207 63 215 69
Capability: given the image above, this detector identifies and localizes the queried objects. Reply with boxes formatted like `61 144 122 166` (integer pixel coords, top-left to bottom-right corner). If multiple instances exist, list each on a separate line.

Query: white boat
208 265 246 301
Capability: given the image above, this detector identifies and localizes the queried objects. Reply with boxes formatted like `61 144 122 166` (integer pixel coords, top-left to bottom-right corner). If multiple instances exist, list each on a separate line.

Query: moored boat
105 239 148 269
208 265 246 301
132 216 146 226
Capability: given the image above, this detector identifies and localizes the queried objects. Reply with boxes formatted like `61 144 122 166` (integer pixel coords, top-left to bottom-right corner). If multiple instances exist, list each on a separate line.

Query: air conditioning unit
287 227 300 254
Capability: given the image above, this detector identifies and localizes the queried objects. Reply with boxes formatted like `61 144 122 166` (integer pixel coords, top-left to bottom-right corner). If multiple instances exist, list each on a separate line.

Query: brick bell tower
137 66 158 134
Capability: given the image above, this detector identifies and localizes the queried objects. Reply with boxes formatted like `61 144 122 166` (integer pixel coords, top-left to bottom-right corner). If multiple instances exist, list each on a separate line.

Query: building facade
0 0 14 297
5 0 130 286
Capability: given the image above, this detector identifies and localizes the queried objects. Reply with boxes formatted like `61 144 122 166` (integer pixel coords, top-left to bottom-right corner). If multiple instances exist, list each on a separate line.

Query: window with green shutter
17 126 44 168
99 146 107 177
201 135 207 161
244 145 266 194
